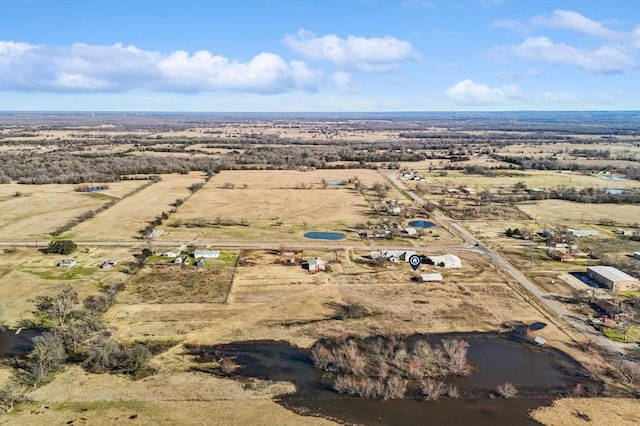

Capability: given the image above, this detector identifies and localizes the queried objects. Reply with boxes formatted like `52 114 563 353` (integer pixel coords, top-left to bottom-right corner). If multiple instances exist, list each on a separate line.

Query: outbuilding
426 254 462 269
420 273 443 282
587 265 639 291
193 250 220 259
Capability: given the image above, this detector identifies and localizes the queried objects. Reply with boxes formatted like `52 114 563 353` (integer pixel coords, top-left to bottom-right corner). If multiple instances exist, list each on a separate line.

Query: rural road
386 171 630 357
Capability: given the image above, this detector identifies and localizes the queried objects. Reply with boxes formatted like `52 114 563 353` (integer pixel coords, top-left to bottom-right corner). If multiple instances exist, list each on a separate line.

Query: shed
306 257 326 272
420 273 443 282
58 259 77 268
633 252 640 260
101 259 118 269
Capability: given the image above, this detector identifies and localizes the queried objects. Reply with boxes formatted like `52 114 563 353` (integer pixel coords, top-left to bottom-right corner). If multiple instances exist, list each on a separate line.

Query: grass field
517 200 640 226
422 170 640 192
165 169 407 242
71 172 207 241
0 181 144 241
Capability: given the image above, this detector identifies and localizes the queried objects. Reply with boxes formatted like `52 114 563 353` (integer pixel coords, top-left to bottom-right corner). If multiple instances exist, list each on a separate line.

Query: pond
327 180 346 185
0 328 42 358
408 220 436 228
600 176 627 182
187 333 597 426
304 232 345 240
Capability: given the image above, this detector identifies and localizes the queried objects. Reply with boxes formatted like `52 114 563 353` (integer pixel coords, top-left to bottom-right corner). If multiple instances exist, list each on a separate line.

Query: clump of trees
44 239 77 255
310 335 472 400
1 284 152 411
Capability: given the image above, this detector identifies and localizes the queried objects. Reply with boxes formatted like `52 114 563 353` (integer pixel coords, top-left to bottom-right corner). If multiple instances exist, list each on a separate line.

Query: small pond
327 180 346 185
188 332 597 426
0 328 43 358
600 176 626 182
408 220 436 228
304 232 345 240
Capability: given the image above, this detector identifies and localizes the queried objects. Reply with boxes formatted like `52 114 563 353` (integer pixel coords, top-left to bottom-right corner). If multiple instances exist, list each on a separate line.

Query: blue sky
1 0 639 111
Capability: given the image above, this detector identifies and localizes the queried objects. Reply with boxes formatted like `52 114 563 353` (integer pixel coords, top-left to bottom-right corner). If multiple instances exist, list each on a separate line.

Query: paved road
386 171 629 356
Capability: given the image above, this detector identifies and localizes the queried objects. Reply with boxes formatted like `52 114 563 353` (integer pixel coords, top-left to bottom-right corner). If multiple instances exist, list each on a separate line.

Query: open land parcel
1 113 640 424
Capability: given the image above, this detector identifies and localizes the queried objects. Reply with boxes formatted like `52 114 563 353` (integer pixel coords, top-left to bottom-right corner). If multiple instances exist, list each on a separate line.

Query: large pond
408 220 436 228
0 328 42 357
187 333 596 425
304 232 345 240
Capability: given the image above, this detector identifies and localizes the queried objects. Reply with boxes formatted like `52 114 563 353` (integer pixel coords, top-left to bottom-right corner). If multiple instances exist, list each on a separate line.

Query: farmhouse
58 259 76 268
594 300 632 321
375 250 417 262
426 254 461 269
193 250 220 259
567 228 598 237
587 266 639 291
420 273 443 282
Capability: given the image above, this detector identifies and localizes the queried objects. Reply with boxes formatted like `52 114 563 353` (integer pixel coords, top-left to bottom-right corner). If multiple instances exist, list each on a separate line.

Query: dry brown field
517 200 640 226
0 181 147 241
165 169 410 243
421 169 640 192
71 172 206 241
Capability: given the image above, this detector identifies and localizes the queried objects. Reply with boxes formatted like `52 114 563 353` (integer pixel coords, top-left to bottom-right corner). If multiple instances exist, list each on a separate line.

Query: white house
162 248 182 257
193 250 220 259
567 228 598 237
420 273 443 282
427 254 461 269
405 227 417 236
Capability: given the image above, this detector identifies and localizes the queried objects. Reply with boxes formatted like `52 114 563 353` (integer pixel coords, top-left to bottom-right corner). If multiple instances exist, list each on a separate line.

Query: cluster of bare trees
310 335 472 400
0 284 151 412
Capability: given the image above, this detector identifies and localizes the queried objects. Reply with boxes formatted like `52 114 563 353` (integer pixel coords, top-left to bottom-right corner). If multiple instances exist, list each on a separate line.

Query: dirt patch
122 265 234 304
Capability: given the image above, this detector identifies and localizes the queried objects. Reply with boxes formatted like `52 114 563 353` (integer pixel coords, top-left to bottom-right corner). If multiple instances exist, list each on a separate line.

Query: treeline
0 151 219 184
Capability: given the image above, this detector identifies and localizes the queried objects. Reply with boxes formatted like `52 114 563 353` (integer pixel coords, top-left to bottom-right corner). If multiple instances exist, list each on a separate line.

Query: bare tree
25 332 66 387
442 338 472 376
33 285 78 327
496 381 518 398
0 379 26 413
421 379 446 400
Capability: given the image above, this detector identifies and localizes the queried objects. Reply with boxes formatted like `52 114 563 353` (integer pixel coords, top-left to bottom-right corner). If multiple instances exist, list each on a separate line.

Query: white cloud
510 36 635 73
531 10 622 41
282 29 415 72
0 41 322 93
445 79 519 104
330 71 354 91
